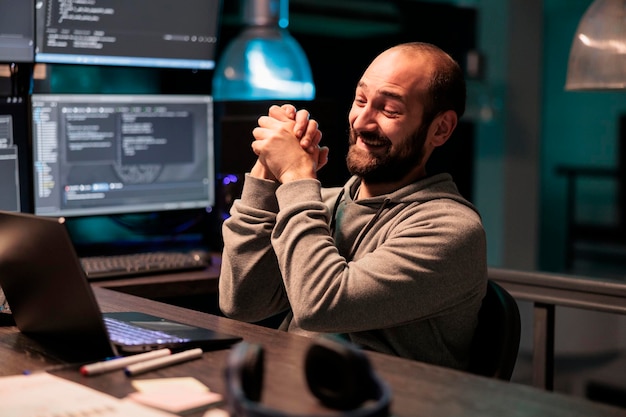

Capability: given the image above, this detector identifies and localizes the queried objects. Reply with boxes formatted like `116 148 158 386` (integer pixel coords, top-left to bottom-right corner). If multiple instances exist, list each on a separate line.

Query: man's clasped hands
250 105 329 184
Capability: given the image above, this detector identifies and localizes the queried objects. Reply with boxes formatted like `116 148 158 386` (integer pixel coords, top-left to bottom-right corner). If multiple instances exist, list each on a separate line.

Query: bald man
219 42 487 371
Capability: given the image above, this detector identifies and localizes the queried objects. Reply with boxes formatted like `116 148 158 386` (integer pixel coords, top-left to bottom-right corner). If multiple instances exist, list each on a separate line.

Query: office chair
468 279 521 381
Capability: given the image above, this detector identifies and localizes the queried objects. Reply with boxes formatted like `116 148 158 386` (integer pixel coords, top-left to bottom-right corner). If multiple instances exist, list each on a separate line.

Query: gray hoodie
219 173 487 370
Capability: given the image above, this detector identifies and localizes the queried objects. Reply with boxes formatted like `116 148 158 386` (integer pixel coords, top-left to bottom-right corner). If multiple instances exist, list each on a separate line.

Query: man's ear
429 110 458 147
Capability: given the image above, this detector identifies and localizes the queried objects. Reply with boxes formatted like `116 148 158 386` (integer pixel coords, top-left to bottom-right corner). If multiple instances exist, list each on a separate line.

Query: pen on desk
23 361 90 375
124 347 203 376
80 348 172 376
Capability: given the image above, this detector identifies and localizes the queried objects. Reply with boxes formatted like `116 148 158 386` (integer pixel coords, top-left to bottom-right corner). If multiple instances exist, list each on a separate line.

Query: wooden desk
1 288 625 417
490 267 626 392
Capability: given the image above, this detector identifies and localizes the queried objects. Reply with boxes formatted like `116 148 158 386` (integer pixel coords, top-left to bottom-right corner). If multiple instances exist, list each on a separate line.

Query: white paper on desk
0 372 176 417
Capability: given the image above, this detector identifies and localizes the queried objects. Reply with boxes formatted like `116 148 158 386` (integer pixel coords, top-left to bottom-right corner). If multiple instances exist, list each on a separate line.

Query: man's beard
346 123 429 184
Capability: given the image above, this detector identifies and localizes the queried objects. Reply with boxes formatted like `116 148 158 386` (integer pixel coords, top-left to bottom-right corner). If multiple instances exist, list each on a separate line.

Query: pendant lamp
565 0 626 91
212 0 315 100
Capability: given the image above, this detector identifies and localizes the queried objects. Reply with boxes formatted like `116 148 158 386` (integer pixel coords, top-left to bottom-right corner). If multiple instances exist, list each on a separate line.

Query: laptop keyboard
80 251 210 280
103 317 189 345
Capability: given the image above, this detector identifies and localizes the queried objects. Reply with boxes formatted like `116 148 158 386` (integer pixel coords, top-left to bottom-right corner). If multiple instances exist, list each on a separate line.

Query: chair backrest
468 280 521 381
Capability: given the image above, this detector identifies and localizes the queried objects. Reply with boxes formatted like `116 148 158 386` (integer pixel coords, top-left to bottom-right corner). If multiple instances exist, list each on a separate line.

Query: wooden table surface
1 287 625 417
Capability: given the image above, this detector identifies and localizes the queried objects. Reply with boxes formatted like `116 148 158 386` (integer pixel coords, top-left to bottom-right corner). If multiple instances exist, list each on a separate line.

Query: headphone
225 336 392 417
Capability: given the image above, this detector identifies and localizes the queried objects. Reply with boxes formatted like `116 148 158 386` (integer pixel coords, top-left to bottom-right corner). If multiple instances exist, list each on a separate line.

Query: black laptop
0 210 241 362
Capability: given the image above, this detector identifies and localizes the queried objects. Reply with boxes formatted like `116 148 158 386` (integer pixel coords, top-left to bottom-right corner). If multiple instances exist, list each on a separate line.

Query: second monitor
30 94 215 218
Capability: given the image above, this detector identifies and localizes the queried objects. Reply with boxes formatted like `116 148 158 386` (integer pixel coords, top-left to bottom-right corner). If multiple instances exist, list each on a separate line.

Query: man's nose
352 106 377 131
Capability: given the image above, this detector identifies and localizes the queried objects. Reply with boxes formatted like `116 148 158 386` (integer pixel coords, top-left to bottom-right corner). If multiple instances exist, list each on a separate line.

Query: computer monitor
30 94 215 218
0 0 35 63
0 96 31 213
34 0 221 69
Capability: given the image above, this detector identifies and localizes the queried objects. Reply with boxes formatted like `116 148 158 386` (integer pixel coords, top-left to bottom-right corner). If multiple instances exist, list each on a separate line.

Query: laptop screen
30 94 215 218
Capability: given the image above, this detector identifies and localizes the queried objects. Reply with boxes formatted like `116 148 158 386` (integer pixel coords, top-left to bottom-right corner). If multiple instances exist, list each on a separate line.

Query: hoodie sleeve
218 174 291 322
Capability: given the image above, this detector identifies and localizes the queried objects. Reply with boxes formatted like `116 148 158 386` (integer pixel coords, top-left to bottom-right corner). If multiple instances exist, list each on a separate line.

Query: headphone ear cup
229 342 264 403
304 337 374 410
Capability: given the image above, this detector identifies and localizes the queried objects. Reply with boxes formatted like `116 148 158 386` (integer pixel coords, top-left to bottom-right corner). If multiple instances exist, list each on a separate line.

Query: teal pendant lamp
212 0 315 100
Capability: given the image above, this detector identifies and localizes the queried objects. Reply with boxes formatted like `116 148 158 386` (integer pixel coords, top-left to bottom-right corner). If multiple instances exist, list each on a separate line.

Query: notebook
0 210 241 362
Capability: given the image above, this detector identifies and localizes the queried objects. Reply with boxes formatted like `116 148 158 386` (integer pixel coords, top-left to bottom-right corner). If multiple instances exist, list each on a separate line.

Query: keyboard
81 251 211 280
103 316 188 345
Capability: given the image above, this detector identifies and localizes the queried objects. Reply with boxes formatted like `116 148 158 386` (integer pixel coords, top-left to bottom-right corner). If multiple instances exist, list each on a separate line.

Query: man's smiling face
346 48 435 184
